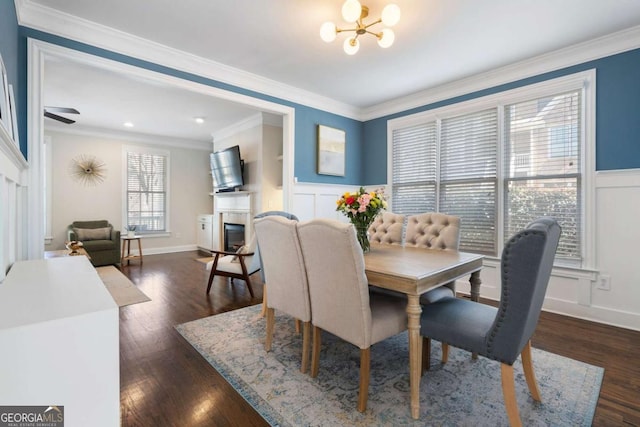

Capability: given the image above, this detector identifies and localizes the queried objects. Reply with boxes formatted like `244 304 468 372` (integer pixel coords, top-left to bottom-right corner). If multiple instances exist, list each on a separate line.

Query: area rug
95 266 151 307
176 305 603 426
196 257 214 264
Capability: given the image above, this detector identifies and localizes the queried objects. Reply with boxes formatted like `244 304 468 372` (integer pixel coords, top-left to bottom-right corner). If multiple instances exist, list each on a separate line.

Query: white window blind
504 90 581 262
391 122 437 214
440 109 498 254
388 71 592 265
126 151 167 233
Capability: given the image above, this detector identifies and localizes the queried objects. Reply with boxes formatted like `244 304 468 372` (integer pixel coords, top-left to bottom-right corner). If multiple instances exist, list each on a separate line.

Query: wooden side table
121 236 143 265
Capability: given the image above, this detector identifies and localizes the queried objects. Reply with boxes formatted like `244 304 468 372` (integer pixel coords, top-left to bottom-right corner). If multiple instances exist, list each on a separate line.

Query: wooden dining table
364 242 484 419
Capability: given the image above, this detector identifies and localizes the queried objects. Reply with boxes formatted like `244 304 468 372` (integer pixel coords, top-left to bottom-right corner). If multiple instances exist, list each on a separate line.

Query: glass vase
355 224 371 253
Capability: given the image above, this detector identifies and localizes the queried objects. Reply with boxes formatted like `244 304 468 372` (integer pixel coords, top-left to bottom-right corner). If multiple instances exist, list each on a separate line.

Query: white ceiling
43 57 265 143
24 0 640 142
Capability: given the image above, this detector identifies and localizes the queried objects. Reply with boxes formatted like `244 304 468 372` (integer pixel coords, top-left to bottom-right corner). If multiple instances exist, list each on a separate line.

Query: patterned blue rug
176 305 603 426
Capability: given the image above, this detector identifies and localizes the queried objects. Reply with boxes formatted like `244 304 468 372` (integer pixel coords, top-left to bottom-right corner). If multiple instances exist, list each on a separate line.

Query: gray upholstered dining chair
253 211 299 317
254 216 311 373
297 218 408 412
419 217 561 426
368 212 405 245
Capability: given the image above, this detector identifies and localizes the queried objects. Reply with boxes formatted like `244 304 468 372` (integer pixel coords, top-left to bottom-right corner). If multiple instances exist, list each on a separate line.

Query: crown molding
361 25 640 121
44 123 212 151
212 112 282 142
15 0 361 120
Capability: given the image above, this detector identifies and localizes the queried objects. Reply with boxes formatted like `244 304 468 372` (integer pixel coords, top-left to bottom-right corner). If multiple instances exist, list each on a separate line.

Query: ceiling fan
44 106 80 124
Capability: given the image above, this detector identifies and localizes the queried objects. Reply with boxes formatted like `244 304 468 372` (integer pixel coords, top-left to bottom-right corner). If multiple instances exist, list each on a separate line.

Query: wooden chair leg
265 307 275 352
206 269 216 294
206 255 221 295
238 259 255 298
301 321 311 374
422 337 431 374
358 347 371 413
310 326 321 378
241 274 255 297
295 319 301 334
521 340 541 401
260 284 267 317
442 342 449 364
501 363 522 427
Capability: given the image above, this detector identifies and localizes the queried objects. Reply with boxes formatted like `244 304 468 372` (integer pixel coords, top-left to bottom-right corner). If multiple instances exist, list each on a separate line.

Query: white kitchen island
0 256 119 426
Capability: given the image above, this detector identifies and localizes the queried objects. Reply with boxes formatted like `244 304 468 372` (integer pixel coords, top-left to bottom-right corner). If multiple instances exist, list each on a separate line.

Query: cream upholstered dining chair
205 233 258 298
254 216 311 373
419 217 561 426
404 212 461 368
253 211 299 317
405 212 461 302
367 212 405 245
297 218 407 413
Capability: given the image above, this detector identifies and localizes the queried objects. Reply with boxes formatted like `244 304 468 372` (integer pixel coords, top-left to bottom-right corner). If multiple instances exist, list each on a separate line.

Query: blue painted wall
5 14 640 184
17 28 365 185
363 48 640 184
0 1 25 153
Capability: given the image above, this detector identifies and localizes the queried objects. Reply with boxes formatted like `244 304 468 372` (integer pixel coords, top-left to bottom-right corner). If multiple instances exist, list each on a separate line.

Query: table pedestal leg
407 294 422 419
469 271 481 302
469 271 482 359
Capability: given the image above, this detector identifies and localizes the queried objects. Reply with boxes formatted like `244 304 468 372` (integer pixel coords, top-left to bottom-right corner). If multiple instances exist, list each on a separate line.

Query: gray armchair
419 217 561 425
68 220 121 267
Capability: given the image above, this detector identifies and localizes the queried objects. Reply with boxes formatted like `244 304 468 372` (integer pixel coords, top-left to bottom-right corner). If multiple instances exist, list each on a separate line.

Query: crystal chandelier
320 0 401 55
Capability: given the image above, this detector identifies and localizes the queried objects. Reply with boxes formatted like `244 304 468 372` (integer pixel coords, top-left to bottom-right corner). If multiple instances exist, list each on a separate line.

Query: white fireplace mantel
214 191 254 250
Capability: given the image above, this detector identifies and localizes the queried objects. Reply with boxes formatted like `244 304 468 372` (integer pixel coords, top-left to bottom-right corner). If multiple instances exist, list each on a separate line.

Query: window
388 71 594 267
124 146 169 234
504 91 581 263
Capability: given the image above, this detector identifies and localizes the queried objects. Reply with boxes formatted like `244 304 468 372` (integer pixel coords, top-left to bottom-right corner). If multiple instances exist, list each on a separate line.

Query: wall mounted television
210 145 245 192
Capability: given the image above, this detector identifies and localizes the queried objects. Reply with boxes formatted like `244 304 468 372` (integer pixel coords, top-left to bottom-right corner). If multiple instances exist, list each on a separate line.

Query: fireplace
223 223 245 252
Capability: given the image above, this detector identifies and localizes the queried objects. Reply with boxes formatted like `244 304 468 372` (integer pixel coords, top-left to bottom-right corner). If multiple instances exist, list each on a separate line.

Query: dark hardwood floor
118 251 640 426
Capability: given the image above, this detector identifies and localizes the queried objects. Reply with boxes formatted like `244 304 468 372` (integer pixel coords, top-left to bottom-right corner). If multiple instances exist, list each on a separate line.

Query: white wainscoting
291 179 640 331
0 126 28 282
291 182 354 222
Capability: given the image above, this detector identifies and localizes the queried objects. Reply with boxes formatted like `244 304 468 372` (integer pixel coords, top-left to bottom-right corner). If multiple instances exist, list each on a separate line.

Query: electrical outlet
596 274 611 291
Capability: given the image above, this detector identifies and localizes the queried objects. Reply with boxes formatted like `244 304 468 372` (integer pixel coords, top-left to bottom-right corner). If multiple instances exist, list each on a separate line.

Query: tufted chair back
368 212 405 245
405 212 460 250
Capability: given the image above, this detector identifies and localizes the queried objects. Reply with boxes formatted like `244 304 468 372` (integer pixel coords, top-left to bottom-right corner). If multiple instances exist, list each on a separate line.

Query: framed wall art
317 124 345 176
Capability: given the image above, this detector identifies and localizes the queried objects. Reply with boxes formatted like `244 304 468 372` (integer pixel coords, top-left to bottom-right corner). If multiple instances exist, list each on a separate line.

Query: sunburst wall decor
69 154 107 186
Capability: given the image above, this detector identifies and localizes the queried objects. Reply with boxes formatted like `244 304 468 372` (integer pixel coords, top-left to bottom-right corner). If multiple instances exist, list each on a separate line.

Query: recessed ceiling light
123 122 134 128
194 117 205 124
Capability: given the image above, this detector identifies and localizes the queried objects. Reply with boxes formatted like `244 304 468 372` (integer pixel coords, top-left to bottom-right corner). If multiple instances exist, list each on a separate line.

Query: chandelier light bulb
320 21 337 42
343 37 360 55
342 0 362 23
381 4 401 27
377 28 395 48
